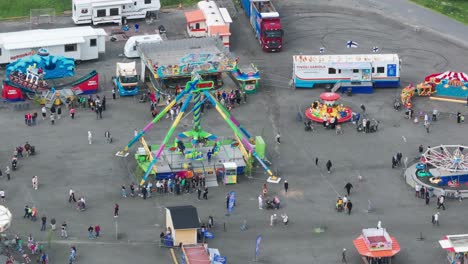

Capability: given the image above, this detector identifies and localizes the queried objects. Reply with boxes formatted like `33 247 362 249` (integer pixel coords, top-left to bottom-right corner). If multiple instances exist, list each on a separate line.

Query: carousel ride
418 145 468 188
305 92 353 123
417 71 468 100
116 72 280 184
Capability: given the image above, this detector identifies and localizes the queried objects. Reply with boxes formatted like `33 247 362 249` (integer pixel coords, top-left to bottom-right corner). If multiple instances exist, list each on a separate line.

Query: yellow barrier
170 248 179 264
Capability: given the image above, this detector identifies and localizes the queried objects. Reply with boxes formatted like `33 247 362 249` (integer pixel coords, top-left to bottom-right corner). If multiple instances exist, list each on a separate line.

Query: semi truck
240 0 283 52
113 62 139 96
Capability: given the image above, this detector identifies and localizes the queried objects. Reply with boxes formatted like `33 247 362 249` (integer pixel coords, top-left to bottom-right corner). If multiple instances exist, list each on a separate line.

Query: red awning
353 235 401 258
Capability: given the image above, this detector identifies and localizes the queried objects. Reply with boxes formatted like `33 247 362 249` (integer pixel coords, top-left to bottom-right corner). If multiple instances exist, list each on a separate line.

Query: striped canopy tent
425 71 468 83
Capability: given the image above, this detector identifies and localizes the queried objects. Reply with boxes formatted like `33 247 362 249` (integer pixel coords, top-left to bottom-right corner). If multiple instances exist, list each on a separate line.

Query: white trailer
293 54 401 90
124 34 163 58
72 0 160 25
0 26 107 64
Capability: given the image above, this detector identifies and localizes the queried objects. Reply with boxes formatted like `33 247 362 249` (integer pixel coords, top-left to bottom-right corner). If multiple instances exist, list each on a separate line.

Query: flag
319 47 325 54
346 41 359 48
255 235 262 258
372 46 379 52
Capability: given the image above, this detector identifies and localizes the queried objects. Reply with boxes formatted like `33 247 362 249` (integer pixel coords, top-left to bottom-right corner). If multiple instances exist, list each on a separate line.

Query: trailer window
353 69 359 73
145 0 151 4
65 44 77 52
377 67 385 73
74 5 76 11
110 8 119 16
372 67 375 73
90 39 97 47
328 68 336 74
81 8 88 14
195 23 200 29
97 9 106 17
0 48 2 56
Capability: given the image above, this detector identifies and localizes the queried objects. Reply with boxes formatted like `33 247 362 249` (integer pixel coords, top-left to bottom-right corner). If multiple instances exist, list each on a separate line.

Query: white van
72 0 161 25
124 34 163 58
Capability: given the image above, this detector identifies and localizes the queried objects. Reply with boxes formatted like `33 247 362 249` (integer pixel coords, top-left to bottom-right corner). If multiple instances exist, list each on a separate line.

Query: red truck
240 0 283 52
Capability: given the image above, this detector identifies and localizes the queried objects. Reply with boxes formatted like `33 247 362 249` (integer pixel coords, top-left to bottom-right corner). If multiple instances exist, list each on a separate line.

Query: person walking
415 184 421 198
344 182 353 196
88 131 93 145
457 112 461 123
419 144 424 154
284 180 289 193
24 205 30 218
437 195 446 210
112 87 116 100
69 189 76 203
346 200 353 215
61 222 68 238
50 218 56 230
0 189 5 202
425 122 430 133
114 203 119 217
41 216 47 231
94 225 101 237
275 133 281 144
88 226 95 239
41 106 47 120
432 212 440 226
341 248 347 263
69 107 75 119
57 107 62 119
326 160 332 173
315 157 319 166
142 185 148 199
32 176 38 190
197 187 202 200
130 182 135 197
5 166 10 181
203 187 208 200
258 194 263 210
425 192 430 205
121 186 127 198
226 193 230 210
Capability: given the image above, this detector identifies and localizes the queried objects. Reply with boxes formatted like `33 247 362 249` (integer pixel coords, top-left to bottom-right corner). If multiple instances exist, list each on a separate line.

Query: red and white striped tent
425 71 468 83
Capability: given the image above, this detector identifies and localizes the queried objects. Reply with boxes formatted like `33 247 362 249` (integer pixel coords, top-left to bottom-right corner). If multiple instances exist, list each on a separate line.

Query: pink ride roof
320 92 340 101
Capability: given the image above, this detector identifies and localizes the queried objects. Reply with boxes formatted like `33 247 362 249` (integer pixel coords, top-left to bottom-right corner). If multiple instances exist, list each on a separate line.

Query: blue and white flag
372 46 379 52
346 41 359 48
319 47 325 54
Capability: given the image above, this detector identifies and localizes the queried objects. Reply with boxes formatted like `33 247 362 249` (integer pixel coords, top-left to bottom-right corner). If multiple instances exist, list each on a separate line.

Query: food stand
439 234 468 264
353 228 401 264
230 64 260 94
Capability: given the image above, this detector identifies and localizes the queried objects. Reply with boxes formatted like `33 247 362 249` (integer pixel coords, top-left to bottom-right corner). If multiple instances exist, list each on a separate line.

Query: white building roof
116 62 137 76
198 0 229 27
74 0 130 4
293 54 399 64
219 8 232 23
0 27 106 50
440 234 468 253
92 0 132 7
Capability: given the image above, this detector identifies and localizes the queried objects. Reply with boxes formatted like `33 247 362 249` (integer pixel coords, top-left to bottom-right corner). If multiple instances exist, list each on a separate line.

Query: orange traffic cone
178 3 182 9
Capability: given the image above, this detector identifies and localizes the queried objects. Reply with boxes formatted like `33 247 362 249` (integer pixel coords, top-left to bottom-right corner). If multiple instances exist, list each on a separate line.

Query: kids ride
240 0 283 52
113 62 139 96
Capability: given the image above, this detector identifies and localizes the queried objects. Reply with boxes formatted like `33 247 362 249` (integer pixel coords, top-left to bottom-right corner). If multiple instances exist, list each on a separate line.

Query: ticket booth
223 162 237 184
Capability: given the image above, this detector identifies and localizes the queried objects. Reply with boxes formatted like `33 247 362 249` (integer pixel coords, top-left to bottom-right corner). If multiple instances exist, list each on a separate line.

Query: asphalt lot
0 1 468 263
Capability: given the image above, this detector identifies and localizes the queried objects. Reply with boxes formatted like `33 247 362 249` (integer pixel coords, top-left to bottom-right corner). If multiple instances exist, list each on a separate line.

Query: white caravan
72 0 161 25
124 34 163 58
0 26 107 64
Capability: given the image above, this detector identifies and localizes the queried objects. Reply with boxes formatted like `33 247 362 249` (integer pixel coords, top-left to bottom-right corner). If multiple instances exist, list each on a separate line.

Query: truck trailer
0 26 106 64
72 0 160 25
240 0 283 52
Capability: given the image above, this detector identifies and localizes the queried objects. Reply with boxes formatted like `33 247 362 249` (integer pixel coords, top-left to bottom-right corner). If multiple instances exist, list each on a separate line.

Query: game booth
229 64 260 94
353 228 401 264
305 92 353 123
439 234 468 264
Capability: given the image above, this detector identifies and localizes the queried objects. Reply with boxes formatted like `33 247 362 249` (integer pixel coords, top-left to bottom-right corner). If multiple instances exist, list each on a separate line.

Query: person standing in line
0 189 5 202
284 180 289 193
5 166 10 181
346 200 353 215
114 203 119 217
69 189 76 203
88 131 93 145
326 160 332 173
102 96 106 111
130 183 135 197
61 222 68 238
40 216 47 231
32 176 38 190
203 187 208 200
142 185 148 200
57 107 62 120
258 194 263 210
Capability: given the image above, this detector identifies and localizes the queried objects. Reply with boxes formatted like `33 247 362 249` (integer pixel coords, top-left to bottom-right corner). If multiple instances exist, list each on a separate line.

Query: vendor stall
439 234 468 264
353 228 401 264
229 64 260 94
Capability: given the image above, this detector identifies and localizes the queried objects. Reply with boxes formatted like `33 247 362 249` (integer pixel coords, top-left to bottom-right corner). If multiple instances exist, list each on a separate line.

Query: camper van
293 54 401 90
124 34 163 58
72 0 161 25
0 26 106 64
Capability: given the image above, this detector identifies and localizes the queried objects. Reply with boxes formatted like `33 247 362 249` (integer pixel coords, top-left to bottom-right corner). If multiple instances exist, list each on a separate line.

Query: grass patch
411 0 468 24
0 0 71 19
161 0 198 8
